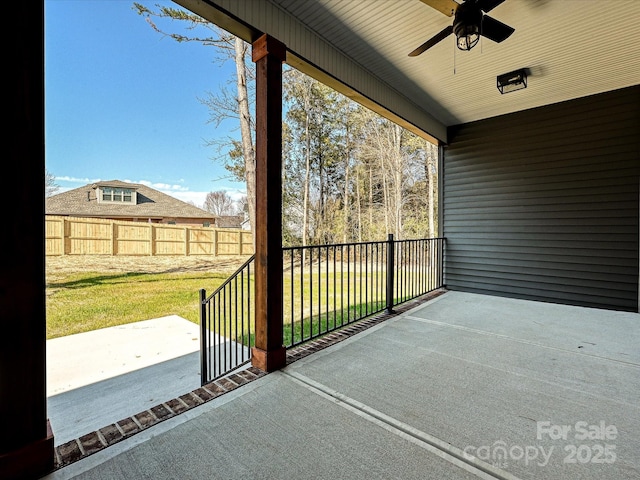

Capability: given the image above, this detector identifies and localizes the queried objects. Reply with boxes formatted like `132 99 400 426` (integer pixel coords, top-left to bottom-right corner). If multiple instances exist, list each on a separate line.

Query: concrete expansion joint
284 370 522 480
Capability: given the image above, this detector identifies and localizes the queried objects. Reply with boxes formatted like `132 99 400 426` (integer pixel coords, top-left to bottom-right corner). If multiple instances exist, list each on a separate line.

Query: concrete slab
405 292 640 364
47 316 202 445
287 292 640 479
47 315 201 396
47 315 251 446
46 373 488 480
44 292 640 480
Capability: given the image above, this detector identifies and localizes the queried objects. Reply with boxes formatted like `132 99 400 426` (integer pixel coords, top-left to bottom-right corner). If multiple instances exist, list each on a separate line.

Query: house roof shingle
216 215 244 229
45 181 215 220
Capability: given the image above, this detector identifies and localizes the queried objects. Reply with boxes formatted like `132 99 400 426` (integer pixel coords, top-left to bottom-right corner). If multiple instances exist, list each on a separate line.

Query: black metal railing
200 236 445 384
392 237 445 308
283 240 387 348
199 255 255 384
283 235 445 348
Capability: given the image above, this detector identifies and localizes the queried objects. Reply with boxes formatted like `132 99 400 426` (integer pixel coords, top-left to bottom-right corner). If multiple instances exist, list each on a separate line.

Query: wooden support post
0 3 55 477
251 34 287 372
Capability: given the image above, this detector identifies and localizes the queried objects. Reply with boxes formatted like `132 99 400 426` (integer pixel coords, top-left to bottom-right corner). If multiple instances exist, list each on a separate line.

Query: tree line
134 3 438 246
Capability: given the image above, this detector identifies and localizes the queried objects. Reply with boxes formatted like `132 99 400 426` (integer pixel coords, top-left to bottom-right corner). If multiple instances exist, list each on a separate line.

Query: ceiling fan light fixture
497 68 528 94
408 0 515 57
456 29 480 50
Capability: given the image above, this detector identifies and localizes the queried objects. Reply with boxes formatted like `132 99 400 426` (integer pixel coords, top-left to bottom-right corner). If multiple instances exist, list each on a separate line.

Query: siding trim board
443 85 640 312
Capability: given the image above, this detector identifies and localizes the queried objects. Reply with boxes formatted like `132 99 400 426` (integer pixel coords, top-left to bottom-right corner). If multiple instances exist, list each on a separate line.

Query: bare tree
45 169 59 197
203 190 235 216
133 3 256 233
235 195 248 216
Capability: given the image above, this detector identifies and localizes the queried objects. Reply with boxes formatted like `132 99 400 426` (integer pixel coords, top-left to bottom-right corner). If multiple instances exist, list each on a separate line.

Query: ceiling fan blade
477 0 507 13
408 25 454 56
481 14 515 42
419 0 458 17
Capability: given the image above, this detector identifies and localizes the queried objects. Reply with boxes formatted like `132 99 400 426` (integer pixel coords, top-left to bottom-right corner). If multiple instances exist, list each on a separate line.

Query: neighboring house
46 180 216 227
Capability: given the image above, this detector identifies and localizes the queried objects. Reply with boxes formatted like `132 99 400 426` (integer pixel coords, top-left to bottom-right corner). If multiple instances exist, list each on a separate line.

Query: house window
99 187 135 204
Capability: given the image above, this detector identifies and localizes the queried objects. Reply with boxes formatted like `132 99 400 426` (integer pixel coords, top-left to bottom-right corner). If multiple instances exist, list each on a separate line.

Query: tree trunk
428 147 435 237
235 37 256 240
343 156 350 243
393 125 403 239
356 166 363 242
302 108 311 247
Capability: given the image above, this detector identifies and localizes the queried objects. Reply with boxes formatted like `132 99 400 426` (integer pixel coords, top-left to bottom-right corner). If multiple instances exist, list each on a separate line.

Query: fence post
149 224 154 256
111 221 117 256
199 288 208 386
63 217 69 255
386 233 394 313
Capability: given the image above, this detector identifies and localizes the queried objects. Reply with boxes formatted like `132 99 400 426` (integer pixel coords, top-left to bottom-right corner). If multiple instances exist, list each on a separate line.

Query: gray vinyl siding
443 86 639 311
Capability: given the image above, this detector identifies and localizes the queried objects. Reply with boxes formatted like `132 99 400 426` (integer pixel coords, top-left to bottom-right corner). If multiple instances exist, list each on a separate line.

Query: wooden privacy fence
45 216 254 256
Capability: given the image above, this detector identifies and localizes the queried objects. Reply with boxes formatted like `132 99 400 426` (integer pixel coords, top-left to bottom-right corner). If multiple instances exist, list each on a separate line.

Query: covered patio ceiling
175 0 640 143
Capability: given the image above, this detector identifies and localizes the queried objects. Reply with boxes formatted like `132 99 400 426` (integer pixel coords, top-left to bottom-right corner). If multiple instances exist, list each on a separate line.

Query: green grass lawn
47 263 434 343
46 270 230 339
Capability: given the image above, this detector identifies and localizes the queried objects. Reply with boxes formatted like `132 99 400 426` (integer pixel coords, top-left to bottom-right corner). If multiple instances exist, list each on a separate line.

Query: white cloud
166 190 209 207
135 180 190 192
55 176 102 184
163 187 247 208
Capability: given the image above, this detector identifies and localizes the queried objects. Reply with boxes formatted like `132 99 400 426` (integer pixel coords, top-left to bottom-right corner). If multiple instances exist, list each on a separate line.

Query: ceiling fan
409 0 515 56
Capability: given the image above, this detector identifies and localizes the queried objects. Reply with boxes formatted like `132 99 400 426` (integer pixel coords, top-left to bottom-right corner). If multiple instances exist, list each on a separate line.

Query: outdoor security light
497 69 528 94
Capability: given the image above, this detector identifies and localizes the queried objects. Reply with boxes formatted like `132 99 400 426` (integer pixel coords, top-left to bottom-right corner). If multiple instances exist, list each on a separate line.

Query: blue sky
45 0 247 208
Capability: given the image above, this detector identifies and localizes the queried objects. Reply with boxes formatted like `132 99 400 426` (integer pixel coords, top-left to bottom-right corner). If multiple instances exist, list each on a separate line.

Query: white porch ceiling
272 0 639 124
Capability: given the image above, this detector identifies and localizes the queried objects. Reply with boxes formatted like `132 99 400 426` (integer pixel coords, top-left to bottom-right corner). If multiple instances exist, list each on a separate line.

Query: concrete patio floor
44 291 640 479
47 315 203 445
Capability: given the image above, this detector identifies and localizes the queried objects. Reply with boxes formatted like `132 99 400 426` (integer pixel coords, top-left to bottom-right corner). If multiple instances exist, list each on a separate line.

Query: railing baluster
302 249 307 341
332 246 337 329
289 251 294 346
340 245 344 327
325 246 329 332
347 245 351 321
234 275 238 366
199 288 207 385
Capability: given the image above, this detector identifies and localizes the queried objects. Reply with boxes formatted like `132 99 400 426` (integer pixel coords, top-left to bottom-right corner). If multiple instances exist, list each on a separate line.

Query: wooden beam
251 34 287 372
